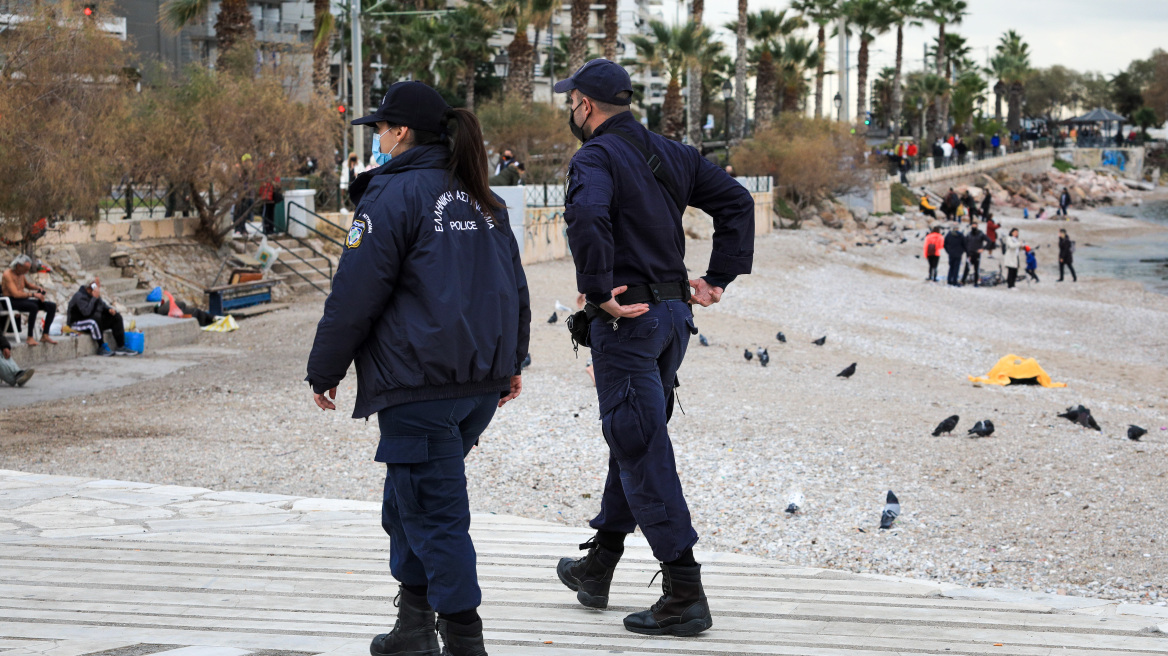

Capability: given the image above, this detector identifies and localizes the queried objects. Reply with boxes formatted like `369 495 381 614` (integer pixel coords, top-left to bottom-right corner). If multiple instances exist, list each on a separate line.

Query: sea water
1080 201 1168 295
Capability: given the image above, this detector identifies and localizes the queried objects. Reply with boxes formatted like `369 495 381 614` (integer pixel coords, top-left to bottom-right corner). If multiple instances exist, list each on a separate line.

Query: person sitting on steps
68 281 136 356
1 254 58 348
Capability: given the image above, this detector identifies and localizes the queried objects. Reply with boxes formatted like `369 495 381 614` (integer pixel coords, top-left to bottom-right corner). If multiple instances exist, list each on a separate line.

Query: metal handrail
276 232 334 286
274 250 331 295
287 201 347 239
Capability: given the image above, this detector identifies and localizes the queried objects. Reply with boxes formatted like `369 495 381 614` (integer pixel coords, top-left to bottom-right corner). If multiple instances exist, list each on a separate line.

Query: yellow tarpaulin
969 354 1066 387
201 315 239 333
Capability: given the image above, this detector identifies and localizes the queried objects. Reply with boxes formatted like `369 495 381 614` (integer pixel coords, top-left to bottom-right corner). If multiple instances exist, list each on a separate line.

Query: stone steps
5 314 200 367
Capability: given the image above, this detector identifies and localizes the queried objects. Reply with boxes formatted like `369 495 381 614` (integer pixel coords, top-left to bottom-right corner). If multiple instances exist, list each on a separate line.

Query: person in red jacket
923 226 944 282
984 215 1000 258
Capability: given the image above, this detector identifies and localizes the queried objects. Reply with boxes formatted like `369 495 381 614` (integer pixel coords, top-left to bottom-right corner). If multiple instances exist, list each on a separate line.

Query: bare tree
0 5 129 251
687 0 705 149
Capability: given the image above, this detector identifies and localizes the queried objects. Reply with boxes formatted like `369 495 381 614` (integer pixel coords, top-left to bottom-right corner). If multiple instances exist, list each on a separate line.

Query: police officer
553 60 755 636
306 81 531 656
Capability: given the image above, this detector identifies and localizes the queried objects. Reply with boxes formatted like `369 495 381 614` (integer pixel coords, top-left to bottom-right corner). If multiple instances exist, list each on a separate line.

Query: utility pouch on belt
566 305 596 354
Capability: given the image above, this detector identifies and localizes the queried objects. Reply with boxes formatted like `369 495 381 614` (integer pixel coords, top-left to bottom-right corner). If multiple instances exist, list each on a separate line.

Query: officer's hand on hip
498 375 522 408
598 286 649 318
313 387 337 411
688 278 723 307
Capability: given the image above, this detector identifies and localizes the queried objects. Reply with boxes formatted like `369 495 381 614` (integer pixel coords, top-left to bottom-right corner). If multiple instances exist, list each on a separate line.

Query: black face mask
569 100 590 143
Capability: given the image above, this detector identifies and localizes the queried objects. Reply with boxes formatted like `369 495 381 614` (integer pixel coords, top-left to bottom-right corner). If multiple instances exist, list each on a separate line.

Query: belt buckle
649 284 662 303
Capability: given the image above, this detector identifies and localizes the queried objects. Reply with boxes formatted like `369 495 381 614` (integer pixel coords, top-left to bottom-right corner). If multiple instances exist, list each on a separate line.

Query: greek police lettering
360 212 373 232
432 190 494 232
346 219 366 249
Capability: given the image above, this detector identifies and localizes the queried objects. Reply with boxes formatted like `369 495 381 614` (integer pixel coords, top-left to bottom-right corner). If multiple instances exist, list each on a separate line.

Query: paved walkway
0 470 1166 656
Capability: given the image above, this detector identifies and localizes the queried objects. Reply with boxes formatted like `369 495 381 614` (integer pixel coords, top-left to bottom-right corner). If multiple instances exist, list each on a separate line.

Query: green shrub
1052 159 1076 173
890 182 917 210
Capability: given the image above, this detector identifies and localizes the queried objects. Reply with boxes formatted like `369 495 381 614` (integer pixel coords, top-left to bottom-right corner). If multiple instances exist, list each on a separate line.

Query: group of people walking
306 60 754 655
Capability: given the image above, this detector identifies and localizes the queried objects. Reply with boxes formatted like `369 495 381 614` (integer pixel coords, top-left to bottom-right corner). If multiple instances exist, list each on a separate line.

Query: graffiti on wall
1101 150 1127 171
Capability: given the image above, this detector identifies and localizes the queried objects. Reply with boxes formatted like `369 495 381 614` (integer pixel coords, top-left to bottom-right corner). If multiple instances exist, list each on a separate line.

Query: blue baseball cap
554 59 633 105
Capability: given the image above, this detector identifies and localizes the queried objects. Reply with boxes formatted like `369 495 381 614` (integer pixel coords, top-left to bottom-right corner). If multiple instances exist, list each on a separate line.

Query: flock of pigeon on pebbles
542 305 1154 531
696 325 1153 531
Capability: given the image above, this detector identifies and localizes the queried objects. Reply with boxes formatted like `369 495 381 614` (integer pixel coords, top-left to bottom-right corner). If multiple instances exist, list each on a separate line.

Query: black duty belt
616 281 690 305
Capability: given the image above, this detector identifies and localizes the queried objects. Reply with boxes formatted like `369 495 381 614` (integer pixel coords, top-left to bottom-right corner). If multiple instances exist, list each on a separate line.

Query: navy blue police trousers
377 393 498 614
588 299 699 563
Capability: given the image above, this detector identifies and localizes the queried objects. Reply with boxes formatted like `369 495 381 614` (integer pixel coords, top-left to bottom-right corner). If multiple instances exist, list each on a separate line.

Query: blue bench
204 280 277 316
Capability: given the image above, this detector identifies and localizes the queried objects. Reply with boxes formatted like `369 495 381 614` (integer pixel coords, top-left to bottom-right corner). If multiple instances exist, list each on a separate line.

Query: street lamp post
722 80 733 143
350 0 363 163
833 92 843 122
916 99 924 170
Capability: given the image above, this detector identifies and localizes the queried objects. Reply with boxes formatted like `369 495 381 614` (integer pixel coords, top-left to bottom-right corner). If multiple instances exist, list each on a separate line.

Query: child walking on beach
1024 246 1040 283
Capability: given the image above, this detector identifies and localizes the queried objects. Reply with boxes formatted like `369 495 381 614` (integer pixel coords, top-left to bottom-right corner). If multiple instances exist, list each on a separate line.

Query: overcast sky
663 0 1168 113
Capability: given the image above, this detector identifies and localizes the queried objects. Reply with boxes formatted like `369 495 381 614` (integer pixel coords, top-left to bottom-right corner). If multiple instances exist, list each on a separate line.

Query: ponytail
444 108 504 222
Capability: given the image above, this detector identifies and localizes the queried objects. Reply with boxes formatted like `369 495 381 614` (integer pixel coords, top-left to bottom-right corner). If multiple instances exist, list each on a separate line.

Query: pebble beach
3 199 1167 606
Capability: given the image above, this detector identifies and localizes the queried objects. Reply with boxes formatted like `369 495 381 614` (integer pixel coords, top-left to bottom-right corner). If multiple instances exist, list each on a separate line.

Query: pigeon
785 490 804 514
968 420 995 437
1058 405 1101 431
776 331 787 343
812 336 826 346
547 312 558 324
837 363 857 378
555 300 573 314
880 491 900 529
520 353 532 369
932 415 960 436
758 348 769 367
699 334 709 347
1127 425 1147 441
743 348 753 362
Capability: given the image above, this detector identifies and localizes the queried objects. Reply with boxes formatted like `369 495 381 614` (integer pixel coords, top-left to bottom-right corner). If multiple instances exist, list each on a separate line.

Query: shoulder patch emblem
346 219 366 249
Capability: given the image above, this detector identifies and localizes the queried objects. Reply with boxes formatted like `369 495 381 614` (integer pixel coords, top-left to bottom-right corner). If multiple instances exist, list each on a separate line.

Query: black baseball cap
352 81 451 133
554 59 633 105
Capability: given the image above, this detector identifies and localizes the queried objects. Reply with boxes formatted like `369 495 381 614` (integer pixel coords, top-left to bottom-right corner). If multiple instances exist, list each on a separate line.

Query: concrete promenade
0 470 1166 656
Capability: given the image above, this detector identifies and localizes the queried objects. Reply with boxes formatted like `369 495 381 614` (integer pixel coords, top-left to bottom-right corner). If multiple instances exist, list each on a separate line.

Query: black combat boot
437 618 488 656
623 563 713 637
370 587 441 656
556 536 621 609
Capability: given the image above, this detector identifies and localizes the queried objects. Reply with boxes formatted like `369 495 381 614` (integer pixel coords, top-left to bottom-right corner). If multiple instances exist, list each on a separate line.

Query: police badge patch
347 219 366 249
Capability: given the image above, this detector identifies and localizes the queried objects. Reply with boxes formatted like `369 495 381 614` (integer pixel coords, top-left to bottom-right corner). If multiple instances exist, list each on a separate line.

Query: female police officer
306 81 530 656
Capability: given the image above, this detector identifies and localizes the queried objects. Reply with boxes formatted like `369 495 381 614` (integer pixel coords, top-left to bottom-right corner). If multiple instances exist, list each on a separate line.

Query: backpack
927 242 937 257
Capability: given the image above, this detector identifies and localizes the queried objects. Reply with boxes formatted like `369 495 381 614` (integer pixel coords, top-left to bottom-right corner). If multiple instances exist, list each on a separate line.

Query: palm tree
910 72 949 143
602 0 618 59
948 69 986 135
312 0 334 94
871 66 896 127
687 0 705 149
630 21 705 140
928 32 971 80
841 0 893 122
921 0 966 136
435 5 498 111
790 0 838 119
774 36 818 114
162 0 255 70
495 0 556 104
993 30 1030 133
887 0 922 135
568 0 589 73
745 9 804 130
733 0 748 141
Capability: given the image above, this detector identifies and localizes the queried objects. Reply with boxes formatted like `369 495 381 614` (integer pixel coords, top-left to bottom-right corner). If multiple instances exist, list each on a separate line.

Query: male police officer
553 59 755 636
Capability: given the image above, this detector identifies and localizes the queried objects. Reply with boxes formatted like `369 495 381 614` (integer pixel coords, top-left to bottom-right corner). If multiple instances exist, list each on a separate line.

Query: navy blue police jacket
565 112 755 305
305 144 531 419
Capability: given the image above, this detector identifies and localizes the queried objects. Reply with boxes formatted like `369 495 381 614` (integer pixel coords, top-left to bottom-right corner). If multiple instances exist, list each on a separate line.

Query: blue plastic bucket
124 331 145 354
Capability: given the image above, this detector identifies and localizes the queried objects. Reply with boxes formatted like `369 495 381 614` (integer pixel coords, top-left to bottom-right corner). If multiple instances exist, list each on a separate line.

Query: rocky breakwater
977 168 1137 213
